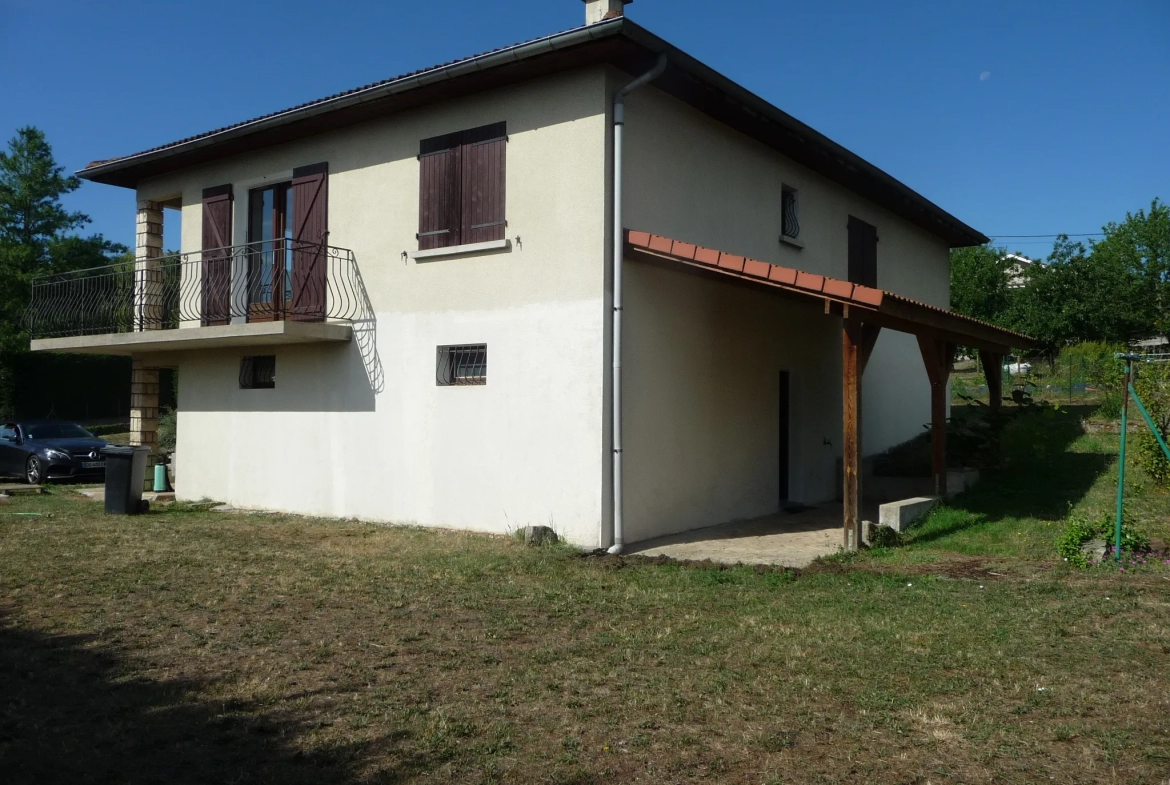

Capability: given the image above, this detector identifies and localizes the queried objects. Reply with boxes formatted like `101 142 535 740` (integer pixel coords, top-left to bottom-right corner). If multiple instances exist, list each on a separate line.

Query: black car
0 421 110 484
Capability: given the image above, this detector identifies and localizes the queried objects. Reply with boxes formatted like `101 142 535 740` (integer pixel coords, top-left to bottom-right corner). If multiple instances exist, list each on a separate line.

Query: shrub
1133 361 1170 488
157 407 177 452
1055 509 1150 568
868 524 903 549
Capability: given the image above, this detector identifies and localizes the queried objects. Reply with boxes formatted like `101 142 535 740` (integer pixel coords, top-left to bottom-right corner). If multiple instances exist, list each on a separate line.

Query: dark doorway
246 183 295 322
779 370 790 504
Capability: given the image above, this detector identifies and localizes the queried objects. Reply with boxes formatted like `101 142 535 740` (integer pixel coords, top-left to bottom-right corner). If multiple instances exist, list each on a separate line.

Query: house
26 0 1031 551
1003 252 1037 289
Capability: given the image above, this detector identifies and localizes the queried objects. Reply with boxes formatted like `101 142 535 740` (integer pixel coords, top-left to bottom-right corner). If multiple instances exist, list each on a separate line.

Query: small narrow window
781 185 800 241
240 355 276 389
437 344 487 386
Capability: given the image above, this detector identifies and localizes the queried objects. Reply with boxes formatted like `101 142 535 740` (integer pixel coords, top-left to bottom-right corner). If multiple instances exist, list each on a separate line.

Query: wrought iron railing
24 240 369 339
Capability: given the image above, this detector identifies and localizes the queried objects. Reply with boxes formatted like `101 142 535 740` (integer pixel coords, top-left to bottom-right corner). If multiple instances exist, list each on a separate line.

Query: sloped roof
625 230 1034 351
79 17 987 247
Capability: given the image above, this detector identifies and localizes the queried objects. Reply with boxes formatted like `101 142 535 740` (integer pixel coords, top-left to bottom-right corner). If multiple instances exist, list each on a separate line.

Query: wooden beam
842 319 864 550
917 335 952 496
860 324 881 375
979 349 1003 413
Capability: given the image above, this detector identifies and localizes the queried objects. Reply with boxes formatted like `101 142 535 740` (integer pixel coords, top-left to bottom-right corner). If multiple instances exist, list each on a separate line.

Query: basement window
437 344 487 386
240 355 276 389
780 184 801 246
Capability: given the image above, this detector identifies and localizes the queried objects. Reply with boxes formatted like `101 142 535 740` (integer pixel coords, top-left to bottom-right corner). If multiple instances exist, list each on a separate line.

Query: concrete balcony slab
30 320 352 355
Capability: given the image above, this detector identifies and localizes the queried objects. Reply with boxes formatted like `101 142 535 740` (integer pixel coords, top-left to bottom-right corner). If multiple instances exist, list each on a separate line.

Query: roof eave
78 17 987 248
77 18 628 188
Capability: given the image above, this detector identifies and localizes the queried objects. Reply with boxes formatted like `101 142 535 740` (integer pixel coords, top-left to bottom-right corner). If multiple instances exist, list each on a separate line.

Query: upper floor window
781 184 800 241
847 216 878 288
418 122 507 251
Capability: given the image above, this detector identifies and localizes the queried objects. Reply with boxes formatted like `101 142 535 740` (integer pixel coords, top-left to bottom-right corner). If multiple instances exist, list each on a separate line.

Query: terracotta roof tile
717 253 745 272
693 246 720 265
795 271 826 292
742 258 771 277
768 265 798 285
622 228 1033 347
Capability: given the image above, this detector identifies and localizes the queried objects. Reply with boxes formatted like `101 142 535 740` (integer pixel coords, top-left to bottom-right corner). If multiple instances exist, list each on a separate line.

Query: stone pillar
135 199 164 330
130 358 160 489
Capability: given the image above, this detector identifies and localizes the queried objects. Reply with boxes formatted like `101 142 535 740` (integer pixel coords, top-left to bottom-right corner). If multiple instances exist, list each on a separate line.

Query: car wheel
25 455 43 485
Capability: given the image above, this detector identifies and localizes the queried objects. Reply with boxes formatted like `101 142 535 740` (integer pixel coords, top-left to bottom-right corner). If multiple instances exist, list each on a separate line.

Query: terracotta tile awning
625 230 1034 352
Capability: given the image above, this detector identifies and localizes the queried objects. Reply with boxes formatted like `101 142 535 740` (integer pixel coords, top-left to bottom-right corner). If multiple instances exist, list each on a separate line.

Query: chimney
583 0 631 25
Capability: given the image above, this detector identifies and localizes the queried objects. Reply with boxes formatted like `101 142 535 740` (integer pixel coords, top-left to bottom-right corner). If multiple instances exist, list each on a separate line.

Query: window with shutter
847 216 878 288
290 162 328 321
201 184 233 326
418 122 506 250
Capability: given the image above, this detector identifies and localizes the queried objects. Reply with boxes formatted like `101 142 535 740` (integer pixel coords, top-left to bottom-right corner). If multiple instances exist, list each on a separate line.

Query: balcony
25 240 371 355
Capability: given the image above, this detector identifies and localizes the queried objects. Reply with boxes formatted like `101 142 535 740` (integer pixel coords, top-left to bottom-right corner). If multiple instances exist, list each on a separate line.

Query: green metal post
1130 383 1170 462
1114 357 1132 561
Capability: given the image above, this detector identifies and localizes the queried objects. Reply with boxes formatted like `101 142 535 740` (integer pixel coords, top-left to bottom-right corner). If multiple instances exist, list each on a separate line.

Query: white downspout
609 53 667 555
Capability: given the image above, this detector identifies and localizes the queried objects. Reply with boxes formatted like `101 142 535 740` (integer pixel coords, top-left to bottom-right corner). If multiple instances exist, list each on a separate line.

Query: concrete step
0 483 43 496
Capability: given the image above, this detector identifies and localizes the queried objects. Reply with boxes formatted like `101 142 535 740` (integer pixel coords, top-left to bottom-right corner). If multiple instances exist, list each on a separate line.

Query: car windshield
23 422 94 440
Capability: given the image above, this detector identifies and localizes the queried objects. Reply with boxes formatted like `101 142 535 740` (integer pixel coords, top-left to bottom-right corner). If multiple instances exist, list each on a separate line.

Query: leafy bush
1056 509 1150 568
1077 341 1127 413
1133 360 1170 488
868 525 903 549
1136 431 1170 487
157 407 177 452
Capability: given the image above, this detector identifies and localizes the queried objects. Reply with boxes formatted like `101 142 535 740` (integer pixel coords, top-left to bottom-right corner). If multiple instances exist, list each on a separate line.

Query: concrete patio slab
626 504 878 568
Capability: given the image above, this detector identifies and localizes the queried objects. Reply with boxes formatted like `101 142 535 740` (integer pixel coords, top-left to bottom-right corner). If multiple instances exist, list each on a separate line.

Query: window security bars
781 186 800 240
239 355 276 389
23 240 367 339
436 344 487 386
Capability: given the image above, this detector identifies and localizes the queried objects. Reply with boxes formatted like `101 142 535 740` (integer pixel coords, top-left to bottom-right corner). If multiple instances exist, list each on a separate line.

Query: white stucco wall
621 262 841 542
619 81 951 452
615 78 954 538
126 63 965 548
137 68 612 546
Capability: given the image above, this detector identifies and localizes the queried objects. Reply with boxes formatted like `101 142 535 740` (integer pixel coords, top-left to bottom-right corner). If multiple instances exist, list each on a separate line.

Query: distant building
1003 253 1038 289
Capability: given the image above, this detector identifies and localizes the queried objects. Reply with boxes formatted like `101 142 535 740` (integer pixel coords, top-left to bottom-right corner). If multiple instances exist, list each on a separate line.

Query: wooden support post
841 321 879 551
917 336 952 497
842 320 862 550
980 349 1003 413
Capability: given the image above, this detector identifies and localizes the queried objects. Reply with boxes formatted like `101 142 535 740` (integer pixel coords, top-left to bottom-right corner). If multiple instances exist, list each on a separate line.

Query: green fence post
1114 356 1134 561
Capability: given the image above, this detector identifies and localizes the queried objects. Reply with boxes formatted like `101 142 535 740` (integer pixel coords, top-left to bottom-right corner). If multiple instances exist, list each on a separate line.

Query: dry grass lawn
2 485 1169 784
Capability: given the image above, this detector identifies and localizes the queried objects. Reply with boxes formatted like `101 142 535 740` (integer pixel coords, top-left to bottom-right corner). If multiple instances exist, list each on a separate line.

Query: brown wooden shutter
201 184 233 326
461 121 507 244
418 132 462 250
290 162 328 321
847 216 878 288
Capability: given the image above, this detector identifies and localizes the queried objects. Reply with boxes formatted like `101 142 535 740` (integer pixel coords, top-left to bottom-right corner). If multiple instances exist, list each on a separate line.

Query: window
240 355 276 389
847 216 878 288
418 122 507 250
436 344 487 386
0 424 15 442
247 182 294 319
781 185 800 241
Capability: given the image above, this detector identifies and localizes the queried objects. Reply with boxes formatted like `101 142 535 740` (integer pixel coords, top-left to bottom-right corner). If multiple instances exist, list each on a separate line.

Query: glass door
247 183 295 321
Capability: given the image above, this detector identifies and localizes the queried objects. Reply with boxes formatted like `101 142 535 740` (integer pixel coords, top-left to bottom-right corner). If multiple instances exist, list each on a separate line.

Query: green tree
0 127 88 255
1011 235 1148 360
1090 199 1170 337
949 244 1014 326
0 127 128 416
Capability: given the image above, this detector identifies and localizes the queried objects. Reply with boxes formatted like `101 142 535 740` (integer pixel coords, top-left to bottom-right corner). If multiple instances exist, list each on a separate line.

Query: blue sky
2 0 1167 257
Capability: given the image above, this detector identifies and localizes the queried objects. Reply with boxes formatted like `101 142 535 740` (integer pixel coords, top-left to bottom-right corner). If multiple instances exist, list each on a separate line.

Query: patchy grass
868 424 1170 570
2 491 1170 783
